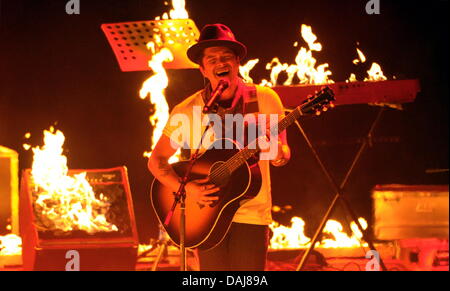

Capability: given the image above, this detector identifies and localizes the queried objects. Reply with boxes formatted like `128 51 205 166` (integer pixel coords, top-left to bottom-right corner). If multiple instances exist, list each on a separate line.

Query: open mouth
215 68 230 78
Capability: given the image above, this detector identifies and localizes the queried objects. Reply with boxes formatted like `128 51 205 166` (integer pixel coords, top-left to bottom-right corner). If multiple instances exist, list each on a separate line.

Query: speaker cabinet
373 184 449 240
19 166 139 270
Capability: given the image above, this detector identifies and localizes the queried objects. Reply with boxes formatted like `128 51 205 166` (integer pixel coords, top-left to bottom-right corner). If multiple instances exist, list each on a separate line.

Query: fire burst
251 24 334 87
139 45 174 159
269 216 369 249
29 127 118 234
241 24 388 86
140 0 190 162
348 48 387 82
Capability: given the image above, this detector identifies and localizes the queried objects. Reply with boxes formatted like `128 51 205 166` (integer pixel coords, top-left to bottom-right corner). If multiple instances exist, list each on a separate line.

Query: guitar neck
225 106 303 173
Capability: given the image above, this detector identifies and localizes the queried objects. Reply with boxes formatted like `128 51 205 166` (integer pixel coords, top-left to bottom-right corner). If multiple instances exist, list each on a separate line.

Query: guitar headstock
300 86 336 115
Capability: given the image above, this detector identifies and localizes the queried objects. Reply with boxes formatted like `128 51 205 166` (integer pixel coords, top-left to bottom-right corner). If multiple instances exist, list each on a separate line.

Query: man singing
148 23 291 271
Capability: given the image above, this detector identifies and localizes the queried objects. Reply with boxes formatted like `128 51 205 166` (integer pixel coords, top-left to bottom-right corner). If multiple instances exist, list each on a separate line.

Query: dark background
0 0 448 241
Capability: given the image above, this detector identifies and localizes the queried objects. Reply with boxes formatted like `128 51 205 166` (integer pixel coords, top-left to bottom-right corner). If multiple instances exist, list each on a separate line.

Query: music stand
101 19 199 71
293 106 388 271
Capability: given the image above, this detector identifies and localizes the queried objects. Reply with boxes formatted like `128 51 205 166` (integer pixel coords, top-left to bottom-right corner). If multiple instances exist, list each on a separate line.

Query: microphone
203 80 229 114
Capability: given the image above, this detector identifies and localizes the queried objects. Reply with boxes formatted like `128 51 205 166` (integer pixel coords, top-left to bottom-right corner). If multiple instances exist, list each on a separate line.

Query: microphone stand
163 102 218 271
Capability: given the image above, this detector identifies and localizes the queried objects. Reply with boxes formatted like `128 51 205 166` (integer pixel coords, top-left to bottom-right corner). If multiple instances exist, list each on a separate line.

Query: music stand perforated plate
101 19 199 71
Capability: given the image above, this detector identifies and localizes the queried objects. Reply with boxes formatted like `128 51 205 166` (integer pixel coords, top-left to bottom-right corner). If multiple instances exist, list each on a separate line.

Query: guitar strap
242 84 259 115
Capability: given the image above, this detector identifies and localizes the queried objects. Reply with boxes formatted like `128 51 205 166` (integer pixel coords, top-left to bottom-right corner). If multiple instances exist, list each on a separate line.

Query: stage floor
1 242 448 271
1 259 447 271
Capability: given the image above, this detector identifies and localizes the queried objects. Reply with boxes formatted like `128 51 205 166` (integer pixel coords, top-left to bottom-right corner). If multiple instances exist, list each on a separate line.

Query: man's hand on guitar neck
252 113 291 167
186 177 220 207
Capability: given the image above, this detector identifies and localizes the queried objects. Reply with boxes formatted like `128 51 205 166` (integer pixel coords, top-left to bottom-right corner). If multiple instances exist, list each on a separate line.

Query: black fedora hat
187 24 247 65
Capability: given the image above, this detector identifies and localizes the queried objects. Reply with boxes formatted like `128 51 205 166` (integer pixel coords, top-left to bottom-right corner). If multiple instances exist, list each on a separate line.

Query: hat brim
187 39 247 65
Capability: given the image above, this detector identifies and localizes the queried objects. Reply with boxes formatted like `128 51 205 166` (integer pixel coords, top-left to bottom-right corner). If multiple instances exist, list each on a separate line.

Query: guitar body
150 138 262 250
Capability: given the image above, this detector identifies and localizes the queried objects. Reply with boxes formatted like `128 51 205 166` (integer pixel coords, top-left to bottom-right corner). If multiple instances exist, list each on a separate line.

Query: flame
320 218 368 248
28 127 118 234
239 58 259 83
352 48 366 64
284 64 299 86
348 48 387 82
301 24 322 52
293 24 333 84
269 216 368 249
259 79 273 87
266 57 288 86
0 234 22 256
156 0 189 20
346 73 357 83
139 45 174 160
270 217 311 249
365 62 387 81
245 26 391 85
169 0 189 19
260 24 333 86
140 2 191 162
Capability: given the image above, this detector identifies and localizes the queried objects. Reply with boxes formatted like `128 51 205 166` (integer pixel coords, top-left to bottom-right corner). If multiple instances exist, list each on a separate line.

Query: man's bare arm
148 134 181 192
